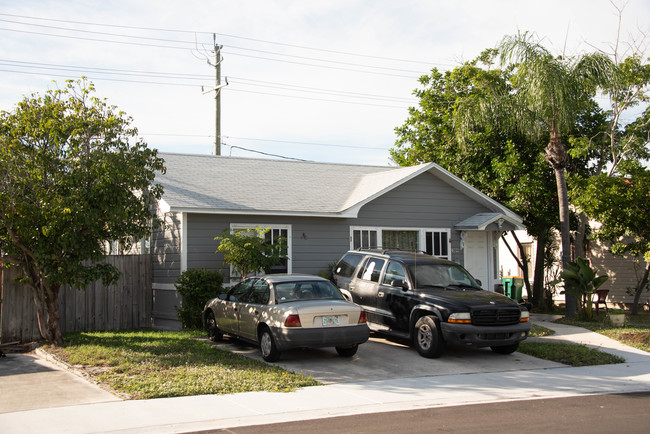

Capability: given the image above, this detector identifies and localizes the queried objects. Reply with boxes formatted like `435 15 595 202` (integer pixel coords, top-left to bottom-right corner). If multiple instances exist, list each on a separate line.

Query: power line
0 60 417 106
0 17 429 75
0 12 442 67
146 133 390 152
222 136 389 150
0 26 423 79
223 144 309 161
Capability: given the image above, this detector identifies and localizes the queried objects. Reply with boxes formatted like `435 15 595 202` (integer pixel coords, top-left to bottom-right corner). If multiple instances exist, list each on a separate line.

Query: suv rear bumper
440 322 531 348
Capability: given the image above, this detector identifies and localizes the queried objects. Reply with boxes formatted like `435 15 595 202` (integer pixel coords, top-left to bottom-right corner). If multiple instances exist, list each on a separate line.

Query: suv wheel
413 315 444 358
490 343 519 355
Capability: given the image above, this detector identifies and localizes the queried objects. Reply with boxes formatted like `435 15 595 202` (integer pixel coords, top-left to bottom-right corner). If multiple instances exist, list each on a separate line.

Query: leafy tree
214 227 287 280
453 32 613 316
572 166 650 314
392 54 559 307
0 79 165 345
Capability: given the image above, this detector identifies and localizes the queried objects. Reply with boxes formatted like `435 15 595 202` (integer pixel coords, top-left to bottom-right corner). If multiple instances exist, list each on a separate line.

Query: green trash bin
502 276 524 302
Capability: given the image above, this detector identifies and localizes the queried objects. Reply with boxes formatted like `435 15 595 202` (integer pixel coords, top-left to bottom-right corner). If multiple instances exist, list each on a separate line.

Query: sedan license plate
322 315 340 326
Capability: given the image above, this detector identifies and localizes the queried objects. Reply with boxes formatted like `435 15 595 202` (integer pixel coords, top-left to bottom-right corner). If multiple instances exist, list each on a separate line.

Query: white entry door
463 231 491 291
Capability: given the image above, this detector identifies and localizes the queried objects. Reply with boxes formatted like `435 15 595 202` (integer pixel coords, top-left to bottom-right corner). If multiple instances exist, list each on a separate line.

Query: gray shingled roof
155 152 523 225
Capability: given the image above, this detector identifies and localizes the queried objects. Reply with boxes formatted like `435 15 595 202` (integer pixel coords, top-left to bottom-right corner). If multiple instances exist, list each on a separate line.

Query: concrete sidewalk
1 316 649 433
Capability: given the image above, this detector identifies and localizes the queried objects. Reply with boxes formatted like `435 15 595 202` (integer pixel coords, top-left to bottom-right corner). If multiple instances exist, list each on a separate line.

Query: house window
353 229 378 249
383 230 418 251
230 224 292 276
350 227 450 259
425 231 448 258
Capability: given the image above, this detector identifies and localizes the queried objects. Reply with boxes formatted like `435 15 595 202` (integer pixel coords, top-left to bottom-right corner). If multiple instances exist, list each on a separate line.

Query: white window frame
229 223 293 279
350 226 451 259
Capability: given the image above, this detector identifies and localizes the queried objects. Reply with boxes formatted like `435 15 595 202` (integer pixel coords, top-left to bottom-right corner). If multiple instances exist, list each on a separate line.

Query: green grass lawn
44 330 318 399
44 314 649 400
557 311 650 353
518 323 625 366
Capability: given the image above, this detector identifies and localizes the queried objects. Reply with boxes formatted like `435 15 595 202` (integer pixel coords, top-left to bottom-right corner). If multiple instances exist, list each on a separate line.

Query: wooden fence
0 255 152 343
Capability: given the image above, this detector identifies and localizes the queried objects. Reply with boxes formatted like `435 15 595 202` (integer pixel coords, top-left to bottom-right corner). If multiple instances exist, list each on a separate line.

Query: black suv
333 250 530 358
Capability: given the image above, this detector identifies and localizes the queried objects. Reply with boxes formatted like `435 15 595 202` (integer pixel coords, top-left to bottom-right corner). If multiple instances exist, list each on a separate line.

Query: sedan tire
259 327 281 362
413 315 445 358
205 310 223 342
335 344 358 357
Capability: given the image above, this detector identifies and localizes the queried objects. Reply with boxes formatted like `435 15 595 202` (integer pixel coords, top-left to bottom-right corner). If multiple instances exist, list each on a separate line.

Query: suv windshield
408 262 480 289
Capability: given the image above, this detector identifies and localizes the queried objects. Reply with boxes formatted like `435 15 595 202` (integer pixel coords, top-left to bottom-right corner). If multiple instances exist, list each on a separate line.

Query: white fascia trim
167 207 357 218
476 214 524 230
158 198 171 213
181 212 188 273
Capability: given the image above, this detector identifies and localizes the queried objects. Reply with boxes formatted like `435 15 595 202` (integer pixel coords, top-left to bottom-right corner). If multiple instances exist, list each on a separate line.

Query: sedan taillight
284 314 302 327
358 311 367 324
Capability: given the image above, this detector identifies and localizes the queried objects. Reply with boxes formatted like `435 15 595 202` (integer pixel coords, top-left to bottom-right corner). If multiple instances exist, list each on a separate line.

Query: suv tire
490 343 519 355
413 315 444 358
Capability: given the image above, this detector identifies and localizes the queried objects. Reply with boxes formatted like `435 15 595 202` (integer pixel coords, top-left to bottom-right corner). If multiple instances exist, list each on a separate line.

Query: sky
0 0 648 166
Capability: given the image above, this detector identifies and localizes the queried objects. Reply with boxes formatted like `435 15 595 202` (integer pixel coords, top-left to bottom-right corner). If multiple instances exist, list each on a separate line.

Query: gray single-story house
151 152 524 329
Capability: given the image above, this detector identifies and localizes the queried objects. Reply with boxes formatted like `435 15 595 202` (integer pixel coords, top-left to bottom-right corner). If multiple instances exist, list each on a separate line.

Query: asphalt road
206 392 650 434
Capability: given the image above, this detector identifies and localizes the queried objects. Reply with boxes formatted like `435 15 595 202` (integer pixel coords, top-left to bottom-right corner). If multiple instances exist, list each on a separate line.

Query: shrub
175 269 224 329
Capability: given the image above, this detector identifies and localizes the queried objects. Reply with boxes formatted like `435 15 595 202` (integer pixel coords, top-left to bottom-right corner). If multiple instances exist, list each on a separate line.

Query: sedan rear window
274 280 344 303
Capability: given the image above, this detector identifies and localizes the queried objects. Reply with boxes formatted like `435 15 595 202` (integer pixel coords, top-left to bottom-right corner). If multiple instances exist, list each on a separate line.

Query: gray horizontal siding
152 171 497 329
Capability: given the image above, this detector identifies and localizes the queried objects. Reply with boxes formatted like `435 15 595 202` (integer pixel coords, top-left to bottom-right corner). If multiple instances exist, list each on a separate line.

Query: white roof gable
156 152 522 224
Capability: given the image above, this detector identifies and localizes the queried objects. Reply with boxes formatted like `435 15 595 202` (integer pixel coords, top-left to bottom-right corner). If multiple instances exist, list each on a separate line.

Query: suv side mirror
475 279 482 288
391 279 409 292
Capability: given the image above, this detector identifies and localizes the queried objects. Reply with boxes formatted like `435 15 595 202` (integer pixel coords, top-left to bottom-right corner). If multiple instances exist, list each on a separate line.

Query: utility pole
214 39 222 156
203 34 228 155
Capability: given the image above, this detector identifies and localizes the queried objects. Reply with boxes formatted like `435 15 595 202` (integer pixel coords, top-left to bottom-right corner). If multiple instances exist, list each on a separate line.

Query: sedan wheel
259 328 281 362
335 344 358 357
413 315 444 358
205 311 223 342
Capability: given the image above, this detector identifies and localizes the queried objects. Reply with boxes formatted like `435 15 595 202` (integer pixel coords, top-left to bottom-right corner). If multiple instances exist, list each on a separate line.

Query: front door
463 231 491 290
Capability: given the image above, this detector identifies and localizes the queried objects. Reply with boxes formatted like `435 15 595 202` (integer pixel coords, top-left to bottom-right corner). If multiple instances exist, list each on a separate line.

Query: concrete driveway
1 327 560 413
0 352 120 413
210 331 563 384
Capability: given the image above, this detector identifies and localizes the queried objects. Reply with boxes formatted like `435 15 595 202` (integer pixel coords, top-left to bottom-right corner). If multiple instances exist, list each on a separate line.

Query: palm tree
455 32 613 316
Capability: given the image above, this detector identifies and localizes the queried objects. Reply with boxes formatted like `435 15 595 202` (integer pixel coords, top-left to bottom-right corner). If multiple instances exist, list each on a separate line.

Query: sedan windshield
274 280 345 303
408 263 480 289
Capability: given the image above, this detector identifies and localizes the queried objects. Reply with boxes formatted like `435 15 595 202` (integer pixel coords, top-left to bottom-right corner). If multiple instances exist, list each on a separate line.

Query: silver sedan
203 274 369 362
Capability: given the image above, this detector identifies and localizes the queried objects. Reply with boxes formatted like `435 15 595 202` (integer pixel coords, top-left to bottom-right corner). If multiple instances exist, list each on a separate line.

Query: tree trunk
512 232 532 303
39 284 63 346
546 132 577 317
574 212 589 260
532 231 547 308
631 261 650 316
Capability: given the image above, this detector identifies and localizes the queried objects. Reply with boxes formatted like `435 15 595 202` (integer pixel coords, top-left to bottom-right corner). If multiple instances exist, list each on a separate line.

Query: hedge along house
151 152 524 329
